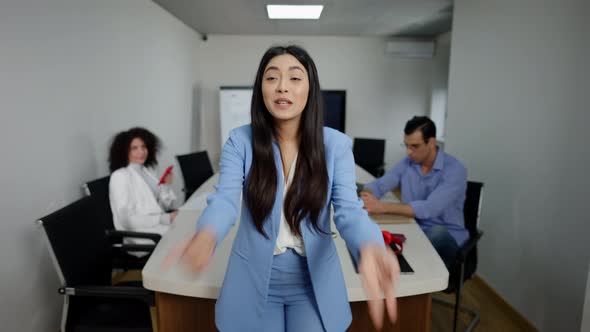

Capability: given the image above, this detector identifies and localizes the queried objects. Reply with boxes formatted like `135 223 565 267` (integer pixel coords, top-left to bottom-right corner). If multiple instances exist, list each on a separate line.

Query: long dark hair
108 127 161 172
245 45 328 239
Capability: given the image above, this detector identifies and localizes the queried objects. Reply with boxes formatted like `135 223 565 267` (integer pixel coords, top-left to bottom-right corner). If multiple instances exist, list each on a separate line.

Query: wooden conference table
142 166 448 332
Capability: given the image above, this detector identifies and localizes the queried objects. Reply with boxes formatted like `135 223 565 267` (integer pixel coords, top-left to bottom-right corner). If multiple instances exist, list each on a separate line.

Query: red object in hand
382 230 404 254
159 165 174 185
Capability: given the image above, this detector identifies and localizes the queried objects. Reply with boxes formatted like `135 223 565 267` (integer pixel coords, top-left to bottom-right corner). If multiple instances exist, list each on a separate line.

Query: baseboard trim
471 275 539 331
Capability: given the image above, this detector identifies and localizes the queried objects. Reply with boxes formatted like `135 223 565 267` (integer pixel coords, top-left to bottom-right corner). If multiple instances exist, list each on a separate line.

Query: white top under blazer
273 154 305 256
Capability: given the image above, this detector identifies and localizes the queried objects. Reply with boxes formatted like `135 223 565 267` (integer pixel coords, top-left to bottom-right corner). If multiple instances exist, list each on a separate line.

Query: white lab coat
109 165 177 252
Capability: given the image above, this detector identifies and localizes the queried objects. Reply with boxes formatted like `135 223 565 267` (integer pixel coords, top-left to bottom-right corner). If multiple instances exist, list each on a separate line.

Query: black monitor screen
322 90 346 133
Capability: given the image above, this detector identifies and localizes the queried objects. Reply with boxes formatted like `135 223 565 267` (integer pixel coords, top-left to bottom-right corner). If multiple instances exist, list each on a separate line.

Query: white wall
446 0 589 331
0 1 201 330
429 33 451 141
196 35 433 169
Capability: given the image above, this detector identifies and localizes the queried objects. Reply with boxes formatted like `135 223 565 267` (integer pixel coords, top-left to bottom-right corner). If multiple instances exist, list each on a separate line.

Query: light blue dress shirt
364 149 469 246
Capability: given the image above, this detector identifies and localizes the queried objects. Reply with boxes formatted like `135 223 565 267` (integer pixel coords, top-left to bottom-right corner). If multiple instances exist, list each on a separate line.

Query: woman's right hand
162 227 216 273
164 172 173 185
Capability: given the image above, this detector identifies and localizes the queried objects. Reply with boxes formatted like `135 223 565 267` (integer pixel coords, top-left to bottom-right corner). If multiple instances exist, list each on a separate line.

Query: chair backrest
38 197 113 287
176 151 214 199
464 181 484 238
83 175 114 230
463 181 484 278
353 138 386 178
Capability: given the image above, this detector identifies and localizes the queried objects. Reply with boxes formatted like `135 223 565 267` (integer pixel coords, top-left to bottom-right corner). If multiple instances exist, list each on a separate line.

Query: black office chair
176 150 214 201
353 137 386 178
434 181 484 332
37 197 154 332
83 176 160 270
82 176 114 230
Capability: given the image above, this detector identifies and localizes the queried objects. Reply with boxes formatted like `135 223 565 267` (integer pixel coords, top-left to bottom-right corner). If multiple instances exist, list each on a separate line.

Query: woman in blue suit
174 45 399 331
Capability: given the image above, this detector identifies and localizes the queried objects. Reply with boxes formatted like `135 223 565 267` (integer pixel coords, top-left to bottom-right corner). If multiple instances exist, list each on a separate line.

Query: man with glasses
360 116 468 270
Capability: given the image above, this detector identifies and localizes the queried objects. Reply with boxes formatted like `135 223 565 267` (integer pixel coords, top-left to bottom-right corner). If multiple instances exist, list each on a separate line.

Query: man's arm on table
360 190 415 217
361 160 413 216
361 164 467 220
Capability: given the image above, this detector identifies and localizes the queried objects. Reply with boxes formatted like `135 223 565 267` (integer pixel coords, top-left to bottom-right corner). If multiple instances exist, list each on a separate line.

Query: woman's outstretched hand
162 227 216 273
359 244 400 330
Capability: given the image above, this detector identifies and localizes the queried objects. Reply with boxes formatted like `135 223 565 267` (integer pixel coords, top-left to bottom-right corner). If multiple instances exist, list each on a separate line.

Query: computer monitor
322 90 346 133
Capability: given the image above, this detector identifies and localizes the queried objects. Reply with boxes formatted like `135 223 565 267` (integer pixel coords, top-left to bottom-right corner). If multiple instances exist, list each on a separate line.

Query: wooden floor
430 275 538 332
114 271 538 332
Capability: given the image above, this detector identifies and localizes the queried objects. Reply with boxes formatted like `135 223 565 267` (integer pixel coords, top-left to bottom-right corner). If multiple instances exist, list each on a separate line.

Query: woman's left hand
359 244 400 330
169 210 178 222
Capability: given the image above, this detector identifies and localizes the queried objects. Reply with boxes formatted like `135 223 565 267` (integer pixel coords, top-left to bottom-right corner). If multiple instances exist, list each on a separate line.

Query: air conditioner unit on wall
385 40 435 59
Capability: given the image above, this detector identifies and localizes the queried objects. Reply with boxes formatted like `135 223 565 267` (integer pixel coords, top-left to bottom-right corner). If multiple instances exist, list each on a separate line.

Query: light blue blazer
196 125 383 332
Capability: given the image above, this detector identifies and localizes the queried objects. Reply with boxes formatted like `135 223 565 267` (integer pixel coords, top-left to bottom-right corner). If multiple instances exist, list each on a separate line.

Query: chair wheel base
433 296 480 332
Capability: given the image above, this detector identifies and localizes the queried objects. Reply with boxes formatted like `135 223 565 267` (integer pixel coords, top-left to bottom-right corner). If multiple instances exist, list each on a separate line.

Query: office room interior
0 0 588 331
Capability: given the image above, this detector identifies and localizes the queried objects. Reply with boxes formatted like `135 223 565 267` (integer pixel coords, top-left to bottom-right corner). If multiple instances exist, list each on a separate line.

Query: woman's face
128 137 148 165
262 54 310 125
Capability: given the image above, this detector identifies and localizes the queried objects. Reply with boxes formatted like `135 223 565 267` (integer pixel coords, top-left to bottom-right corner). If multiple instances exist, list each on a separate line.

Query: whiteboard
219 87 253 146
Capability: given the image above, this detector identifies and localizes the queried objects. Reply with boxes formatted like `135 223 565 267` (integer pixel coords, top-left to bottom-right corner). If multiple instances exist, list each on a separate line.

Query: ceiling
152 0 453 38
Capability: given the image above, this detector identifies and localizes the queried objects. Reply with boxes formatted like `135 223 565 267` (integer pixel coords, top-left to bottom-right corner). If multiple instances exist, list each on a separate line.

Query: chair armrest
119 243 156 254
456 230 483 263
59 286 154 306
183 186 197 193
106 230 161 244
